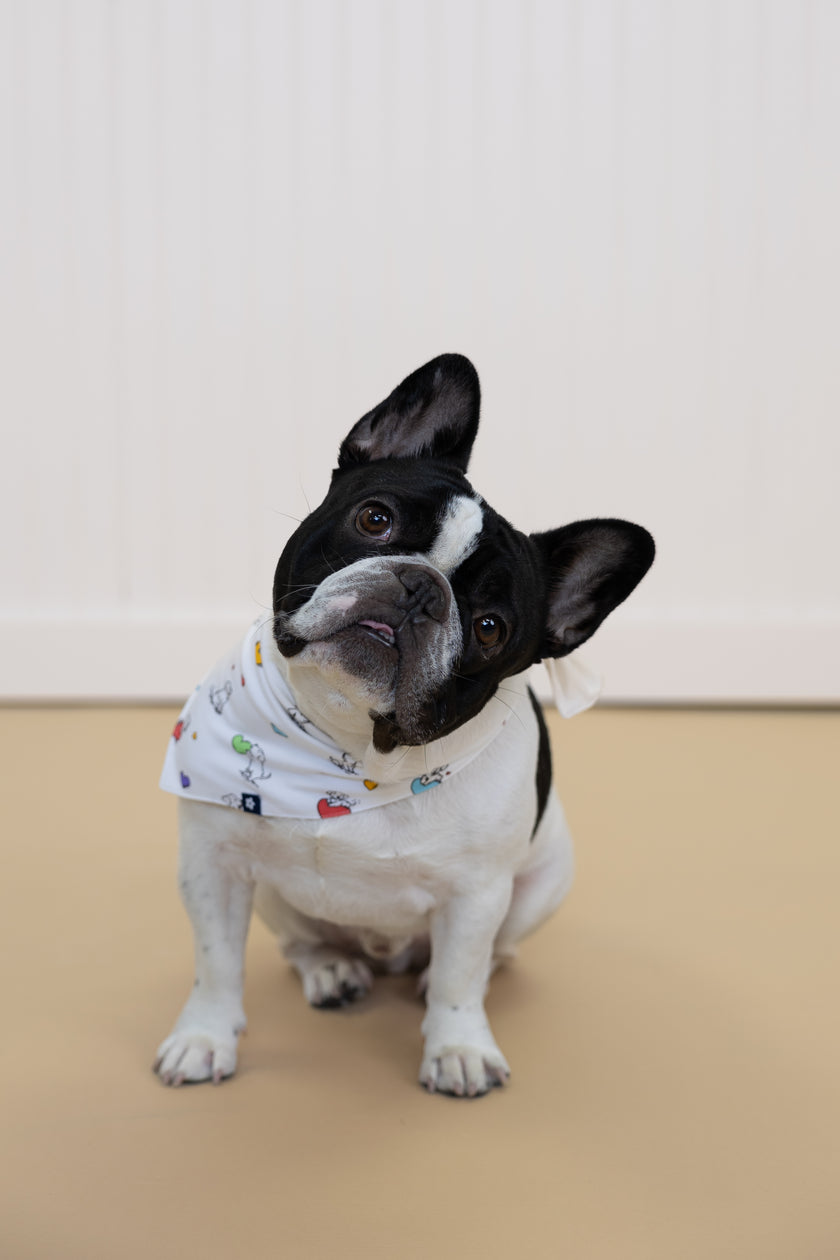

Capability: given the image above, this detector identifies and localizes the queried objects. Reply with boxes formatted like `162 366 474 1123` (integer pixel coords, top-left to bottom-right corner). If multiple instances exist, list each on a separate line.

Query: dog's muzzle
274 556 456 654
274 556 463 751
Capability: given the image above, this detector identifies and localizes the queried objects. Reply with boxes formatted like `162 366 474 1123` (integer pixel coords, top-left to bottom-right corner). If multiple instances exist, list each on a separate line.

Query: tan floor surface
1 705 838 1260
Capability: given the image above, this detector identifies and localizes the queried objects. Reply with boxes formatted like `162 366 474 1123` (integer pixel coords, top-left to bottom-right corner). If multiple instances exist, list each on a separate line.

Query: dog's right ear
337 354 480 472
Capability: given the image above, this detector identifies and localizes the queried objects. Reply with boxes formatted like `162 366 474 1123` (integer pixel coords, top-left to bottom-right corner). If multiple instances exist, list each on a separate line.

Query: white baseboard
1 614 838 705
531 614 840 706
0 614 253 703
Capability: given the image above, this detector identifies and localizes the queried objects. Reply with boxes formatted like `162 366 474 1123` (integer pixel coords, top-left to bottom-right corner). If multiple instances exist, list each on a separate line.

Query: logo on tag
241 793 262 814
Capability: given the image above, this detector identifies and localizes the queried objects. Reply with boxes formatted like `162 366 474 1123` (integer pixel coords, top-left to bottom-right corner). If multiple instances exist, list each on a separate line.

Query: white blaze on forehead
425 494 484 575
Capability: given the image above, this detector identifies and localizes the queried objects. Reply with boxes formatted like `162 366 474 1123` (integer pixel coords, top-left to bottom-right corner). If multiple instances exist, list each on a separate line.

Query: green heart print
231 734 252 755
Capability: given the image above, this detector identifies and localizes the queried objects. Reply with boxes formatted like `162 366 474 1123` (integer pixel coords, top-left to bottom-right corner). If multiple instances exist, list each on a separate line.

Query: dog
155 353 654 1097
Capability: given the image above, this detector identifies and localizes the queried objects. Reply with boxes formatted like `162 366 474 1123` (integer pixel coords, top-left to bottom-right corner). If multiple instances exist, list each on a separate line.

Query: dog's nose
397 566 450 623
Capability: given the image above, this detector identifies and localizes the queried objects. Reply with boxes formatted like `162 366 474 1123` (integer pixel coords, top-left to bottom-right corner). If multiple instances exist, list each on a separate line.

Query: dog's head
273 354 654 753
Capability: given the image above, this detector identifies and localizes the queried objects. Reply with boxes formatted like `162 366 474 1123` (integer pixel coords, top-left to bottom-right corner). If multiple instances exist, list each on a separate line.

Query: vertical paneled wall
1 0 838 700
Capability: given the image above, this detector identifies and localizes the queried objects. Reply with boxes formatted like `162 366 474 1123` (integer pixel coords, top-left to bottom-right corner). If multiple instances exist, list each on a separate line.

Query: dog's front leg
154 814 254 1086
420 882 513 1097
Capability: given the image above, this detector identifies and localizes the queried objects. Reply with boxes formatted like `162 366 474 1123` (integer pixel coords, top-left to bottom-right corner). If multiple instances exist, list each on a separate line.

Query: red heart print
317 798 351 819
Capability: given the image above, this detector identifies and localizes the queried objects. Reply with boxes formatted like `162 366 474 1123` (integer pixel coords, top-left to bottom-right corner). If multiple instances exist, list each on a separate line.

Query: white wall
1 0 838 703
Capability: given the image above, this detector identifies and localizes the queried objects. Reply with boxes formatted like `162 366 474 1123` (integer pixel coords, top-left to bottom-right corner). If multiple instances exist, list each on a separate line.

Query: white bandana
543 653 602 718
160 621 513 820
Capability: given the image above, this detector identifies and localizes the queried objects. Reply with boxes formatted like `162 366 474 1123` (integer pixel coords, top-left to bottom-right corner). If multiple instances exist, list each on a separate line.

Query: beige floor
1 705 838 1260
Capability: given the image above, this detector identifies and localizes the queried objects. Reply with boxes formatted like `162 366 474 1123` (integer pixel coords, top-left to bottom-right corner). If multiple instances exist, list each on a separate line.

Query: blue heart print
180 772 191 789
411 775 440 795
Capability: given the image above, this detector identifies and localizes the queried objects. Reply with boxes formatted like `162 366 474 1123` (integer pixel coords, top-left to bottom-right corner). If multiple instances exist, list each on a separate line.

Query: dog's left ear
532 519 655 659
338 353 480 472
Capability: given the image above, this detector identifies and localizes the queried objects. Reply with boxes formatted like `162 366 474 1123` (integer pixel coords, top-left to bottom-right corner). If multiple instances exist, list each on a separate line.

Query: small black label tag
241 793 262 815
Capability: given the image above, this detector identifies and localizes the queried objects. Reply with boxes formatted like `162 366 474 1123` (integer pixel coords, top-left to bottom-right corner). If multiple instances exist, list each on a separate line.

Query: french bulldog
155 354 654 1097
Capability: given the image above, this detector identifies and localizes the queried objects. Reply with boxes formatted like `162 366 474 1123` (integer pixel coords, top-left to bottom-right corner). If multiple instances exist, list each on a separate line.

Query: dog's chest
238 743 534 928
261 808 444 924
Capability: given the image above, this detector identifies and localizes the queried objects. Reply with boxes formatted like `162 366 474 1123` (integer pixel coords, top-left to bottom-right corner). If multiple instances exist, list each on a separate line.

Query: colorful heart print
411 775 441 794
363 779 378 790
231 734 252 755
317 797 352 819
180 772 191 789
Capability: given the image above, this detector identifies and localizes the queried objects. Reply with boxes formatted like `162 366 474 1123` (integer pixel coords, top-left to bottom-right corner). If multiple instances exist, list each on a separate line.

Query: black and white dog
155 354 654 1097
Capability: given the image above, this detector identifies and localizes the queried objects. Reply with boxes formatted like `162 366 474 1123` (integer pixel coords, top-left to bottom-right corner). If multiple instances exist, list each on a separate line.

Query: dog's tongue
358 619 395 639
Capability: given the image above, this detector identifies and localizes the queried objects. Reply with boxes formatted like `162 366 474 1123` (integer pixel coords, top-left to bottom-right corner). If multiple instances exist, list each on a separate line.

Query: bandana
160 621 515 820
544 653 602 718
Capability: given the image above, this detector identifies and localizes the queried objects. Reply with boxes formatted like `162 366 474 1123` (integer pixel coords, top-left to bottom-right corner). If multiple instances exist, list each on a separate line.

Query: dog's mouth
273 613 400 659
356 619 397 649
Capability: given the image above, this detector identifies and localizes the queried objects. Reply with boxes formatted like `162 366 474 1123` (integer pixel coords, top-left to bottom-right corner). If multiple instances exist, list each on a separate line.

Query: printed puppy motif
316 791 357 819
231 736 270 784
329 751 362 776
410 768 449 794
209 681 233 714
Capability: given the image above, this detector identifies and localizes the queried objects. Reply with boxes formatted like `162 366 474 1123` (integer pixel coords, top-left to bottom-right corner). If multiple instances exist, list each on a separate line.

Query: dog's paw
154 1028 239 1086
302 956 374 1009
419 1043 511 1098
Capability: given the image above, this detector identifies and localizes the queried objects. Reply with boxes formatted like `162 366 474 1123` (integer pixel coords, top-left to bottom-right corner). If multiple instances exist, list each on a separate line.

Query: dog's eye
355 504 393 540
474 615 506 649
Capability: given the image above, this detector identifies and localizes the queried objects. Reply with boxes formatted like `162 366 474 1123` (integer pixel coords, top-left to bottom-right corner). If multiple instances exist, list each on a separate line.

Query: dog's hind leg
253 884 374 1009
492 794 574 965
283 941 374 1009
